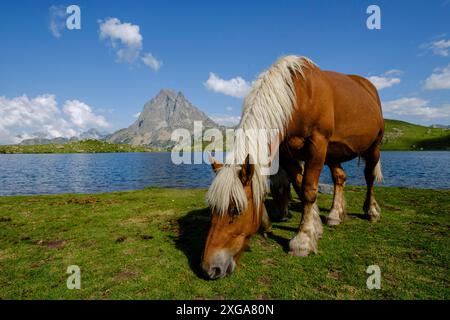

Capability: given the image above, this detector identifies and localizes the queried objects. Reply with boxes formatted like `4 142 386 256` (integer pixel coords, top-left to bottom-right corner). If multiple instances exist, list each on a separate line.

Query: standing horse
202 56 384 279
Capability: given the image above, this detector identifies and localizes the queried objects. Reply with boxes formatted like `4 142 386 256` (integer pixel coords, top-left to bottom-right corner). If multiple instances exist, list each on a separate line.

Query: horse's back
321 70 384 160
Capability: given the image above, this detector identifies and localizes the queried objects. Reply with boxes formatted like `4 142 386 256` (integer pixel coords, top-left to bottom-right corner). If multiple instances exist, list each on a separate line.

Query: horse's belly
326 140 359 163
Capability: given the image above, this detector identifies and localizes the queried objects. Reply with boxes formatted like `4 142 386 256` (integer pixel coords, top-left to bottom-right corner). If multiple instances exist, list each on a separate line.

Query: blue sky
1 0 450 143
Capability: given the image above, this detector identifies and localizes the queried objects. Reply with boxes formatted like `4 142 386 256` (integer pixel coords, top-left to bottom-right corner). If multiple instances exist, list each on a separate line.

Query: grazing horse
202 56 384 279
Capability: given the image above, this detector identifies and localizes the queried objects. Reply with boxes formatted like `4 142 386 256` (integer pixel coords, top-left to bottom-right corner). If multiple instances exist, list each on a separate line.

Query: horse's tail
374 160 383 183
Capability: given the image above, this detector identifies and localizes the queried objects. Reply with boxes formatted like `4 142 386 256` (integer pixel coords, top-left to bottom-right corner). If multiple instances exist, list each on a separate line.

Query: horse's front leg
289 135 326 257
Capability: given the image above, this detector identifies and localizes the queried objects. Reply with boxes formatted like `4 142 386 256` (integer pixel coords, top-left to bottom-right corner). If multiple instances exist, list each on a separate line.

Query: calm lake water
0 151 449 196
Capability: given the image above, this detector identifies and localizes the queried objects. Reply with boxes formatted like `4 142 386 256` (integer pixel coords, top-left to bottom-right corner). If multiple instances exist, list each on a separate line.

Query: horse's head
202 155 264 279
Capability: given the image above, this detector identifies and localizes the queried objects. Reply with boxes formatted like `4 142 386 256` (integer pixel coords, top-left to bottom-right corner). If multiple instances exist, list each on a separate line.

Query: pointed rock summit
108 89 219 146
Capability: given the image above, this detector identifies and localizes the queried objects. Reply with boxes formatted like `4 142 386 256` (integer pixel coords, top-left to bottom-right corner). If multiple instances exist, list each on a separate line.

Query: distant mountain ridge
18 129 107 146
107 89 219 147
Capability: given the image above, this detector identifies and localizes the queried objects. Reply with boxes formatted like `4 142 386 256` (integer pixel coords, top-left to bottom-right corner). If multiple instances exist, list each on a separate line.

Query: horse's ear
239 155 254 186
209 155 223 174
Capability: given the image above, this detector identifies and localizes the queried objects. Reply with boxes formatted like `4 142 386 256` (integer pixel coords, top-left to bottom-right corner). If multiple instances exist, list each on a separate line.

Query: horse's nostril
211 266 222 278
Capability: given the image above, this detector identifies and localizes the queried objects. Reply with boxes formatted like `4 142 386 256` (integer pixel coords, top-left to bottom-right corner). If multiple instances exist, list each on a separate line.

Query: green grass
382 119 450 151
0 186 448 300
0 140 153 154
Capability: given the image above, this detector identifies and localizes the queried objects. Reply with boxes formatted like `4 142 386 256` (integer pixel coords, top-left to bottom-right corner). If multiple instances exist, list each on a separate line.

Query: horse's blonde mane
206 55 315 215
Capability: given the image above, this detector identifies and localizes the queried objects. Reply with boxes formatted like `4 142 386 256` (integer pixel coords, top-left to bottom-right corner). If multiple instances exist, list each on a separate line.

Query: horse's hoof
366 214 380 223
289 233 318 257
326 217 341 226
364 205 381 223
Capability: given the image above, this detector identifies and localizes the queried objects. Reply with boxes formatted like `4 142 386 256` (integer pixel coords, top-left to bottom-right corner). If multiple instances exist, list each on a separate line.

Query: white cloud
209 114 241 127
204 73 252 98
133 112 141 118
99 18 143 63
98 18 162 71
49 5 66 39
382 97 450 120
0 94 111 144
425 39 450 57
368 70 401 90
424 64 450 90
225 106 233 112
63 100 111 129
141 53 162 71
384 69 403 76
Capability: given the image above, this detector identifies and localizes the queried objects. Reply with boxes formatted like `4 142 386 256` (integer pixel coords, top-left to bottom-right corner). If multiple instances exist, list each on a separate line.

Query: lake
0 151 449 196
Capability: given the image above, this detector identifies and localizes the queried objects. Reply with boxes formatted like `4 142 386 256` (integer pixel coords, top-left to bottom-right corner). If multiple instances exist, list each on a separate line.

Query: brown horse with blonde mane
202 56 384 280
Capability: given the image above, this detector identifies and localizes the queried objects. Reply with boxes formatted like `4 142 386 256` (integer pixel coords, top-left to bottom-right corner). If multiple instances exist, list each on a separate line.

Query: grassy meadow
0 186 448 299
0 140 153 154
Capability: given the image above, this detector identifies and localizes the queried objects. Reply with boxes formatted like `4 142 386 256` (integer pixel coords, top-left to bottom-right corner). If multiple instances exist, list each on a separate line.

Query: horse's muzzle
202 250 236 280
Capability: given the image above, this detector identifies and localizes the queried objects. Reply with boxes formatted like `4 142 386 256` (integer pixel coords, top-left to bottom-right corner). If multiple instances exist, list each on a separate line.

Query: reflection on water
0 151 448 196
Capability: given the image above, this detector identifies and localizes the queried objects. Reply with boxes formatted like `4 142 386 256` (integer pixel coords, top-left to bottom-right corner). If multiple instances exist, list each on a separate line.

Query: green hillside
0 140 153 154
0 120 448 153
381 119 450 151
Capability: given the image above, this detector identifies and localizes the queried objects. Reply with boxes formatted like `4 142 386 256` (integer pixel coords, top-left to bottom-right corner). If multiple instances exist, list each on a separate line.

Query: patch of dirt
66 197 100 205
140 234 154 240
35 239 65 249
113 269 139 282
0 217 12 222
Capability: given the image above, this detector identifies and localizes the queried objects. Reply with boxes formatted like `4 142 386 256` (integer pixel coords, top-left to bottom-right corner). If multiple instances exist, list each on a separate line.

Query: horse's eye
229 206 239 217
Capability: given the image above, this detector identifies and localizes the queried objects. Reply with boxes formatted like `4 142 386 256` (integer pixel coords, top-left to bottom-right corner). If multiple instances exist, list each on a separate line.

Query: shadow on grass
348 212 369 221
173 207 211 278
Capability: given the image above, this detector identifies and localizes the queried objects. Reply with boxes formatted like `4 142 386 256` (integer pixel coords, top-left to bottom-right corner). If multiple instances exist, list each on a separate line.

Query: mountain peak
156 89 177 98
108 89 219 147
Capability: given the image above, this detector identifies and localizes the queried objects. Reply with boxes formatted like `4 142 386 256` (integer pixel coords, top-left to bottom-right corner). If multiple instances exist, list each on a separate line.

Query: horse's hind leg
327 163 347 226
286 161 304 200
363 146 382 222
